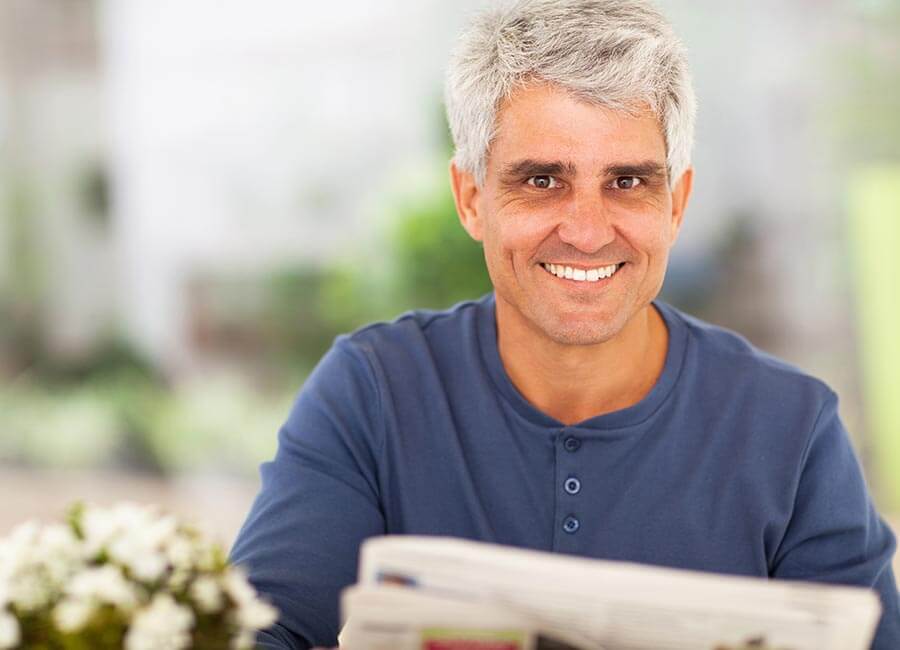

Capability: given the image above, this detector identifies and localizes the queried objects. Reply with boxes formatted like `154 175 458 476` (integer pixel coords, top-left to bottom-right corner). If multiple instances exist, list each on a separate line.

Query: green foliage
316 183 493 338
265 180 493 374
847 168 900 510
0 370 288 477
0 348 170 474
828 3 900 162
33 339 160 387
6 504 260 649
0 378 127 469
76 162 110 229
386 187 492 310
146 373 287 475
14 604 129 650
257 267 348 371
0 178 44 374
67 502 86 540
316 262 383 333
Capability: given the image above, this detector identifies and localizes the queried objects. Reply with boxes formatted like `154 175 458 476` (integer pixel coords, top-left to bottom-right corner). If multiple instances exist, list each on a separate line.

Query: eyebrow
501 159 577 179
604 161 668 180
500 158 667 180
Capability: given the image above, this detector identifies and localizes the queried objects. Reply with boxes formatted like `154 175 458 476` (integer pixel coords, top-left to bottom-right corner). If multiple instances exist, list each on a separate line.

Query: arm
771 391 899 649
230 338 387 649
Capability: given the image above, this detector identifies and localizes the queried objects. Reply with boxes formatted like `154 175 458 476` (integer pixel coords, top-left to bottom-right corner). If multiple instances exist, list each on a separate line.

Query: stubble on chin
523 301 626 347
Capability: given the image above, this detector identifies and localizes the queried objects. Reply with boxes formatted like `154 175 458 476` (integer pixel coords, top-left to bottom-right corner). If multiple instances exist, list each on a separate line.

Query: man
230 1 900 648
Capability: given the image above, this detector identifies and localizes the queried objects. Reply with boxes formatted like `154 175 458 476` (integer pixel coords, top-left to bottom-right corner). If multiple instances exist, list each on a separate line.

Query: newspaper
339 536 882 650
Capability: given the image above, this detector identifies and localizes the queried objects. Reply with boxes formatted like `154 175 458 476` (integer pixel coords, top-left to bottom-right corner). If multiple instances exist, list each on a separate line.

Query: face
451 83 693 347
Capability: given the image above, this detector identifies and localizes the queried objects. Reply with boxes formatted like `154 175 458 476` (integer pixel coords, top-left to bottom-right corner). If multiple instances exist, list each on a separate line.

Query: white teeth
542 262 621 283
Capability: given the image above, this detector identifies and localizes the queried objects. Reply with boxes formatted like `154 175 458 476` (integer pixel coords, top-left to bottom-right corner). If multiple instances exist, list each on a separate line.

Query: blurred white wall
0 0 113 359
661 0 871 411
666 0 847 336
102 0 483 370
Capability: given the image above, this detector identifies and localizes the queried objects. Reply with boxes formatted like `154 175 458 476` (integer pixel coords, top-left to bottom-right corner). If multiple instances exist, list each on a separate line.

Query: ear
450 161 484 242
668 167 694 243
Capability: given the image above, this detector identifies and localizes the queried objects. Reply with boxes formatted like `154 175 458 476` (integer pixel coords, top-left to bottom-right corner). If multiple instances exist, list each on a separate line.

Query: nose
555 194 616 254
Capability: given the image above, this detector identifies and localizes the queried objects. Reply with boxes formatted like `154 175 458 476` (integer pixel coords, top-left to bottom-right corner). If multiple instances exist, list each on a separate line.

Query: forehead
488 83 666 169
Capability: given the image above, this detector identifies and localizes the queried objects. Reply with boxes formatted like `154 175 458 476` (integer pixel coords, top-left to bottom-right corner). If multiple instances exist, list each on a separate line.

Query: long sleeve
230 338 387 649
770 391 900 649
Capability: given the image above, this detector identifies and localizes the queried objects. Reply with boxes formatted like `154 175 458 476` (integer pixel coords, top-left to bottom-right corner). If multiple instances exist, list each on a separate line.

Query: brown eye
614 176 642 190
527 175 559 189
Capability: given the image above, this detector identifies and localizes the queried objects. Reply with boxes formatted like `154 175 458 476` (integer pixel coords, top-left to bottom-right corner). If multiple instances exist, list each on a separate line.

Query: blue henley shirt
230 293 900 649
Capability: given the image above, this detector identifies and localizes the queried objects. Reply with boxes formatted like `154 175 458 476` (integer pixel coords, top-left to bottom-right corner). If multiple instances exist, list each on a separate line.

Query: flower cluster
0 502 278 649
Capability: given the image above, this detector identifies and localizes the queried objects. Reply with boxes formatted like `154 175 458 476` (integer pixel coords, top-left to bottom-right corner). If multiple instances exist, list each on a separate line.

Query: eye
612 176 642 190
526 175 561 189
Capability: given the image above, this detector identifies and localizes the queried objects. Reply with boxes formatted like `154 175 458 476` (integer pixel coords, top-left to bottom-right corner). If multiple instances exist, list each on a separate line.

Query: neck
495 302 668 426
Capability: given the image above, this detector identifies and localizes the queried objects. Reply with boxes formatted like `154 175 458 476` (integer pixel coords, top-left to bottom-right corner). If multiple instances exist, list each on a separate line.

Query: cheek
612 209 676 258
490 208 558 256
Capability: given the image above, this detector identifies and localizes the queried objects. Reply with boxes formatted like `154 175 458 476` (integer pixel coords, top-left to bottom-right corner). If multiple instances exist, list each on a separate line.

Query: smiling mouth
540 262 625 283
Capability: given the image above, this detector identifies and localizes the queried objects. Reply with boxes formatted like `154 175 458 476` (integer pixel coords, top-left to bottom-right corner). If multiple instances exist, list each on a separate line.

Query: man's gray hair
445 0 696 188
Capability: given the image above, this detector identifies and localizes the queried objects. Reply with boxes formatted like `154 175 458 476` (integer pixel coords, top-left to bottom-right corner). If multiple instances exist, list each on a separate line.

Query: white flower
9 570 51 611
0 502 279 648
81 505 122 555
53 597 96 632
0 521 40 575
0 520 85 613
124 593 194 650
38 523 78 550
222 568 277 631
6 521 40 551
140 515 178 549
101 509 178 583
168 566 191 592
0 610 20 650
124 549 168 584
0 522 53 611
166 536 195 570
222 568 256 606
190 576 223 614
235 599 278 630
82 503 166 558
67 565 139 610
35 524 84 586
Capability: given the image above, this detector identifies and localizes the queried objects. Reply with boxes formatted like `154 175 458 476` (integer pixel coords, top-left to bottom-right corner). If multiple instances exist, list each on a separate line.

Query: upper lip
542 261 623 267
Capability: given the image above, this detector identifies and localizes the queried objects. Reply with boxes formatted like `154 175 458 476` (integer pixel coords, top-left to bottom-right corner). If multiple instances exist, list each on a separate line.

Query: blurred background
0 0 898 568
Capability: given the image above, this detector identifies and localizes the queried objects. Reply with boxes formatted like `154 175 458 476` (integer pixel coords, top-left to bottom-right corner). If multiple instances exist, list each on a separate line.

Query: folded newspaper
339 536 881 650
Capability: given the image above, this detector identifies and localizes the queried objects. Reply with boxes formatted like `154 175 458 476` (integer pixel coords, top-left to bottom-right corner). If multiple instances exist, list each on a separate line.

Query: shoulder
659 302 836 411
335 293 489 362
283 297 488 456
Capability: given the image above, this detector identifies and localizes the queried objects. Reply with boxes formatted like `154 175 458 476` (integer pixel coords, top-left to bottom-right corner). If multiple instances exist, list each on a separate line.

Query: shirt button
564 477 581 495
563 436 581 452
562 515 580 534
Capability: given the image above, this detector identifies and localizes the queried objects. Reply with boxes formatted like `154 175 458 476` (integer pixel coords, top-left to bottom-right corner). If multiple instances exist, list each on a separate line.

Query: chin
544 329 618 347
537 315 624 347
